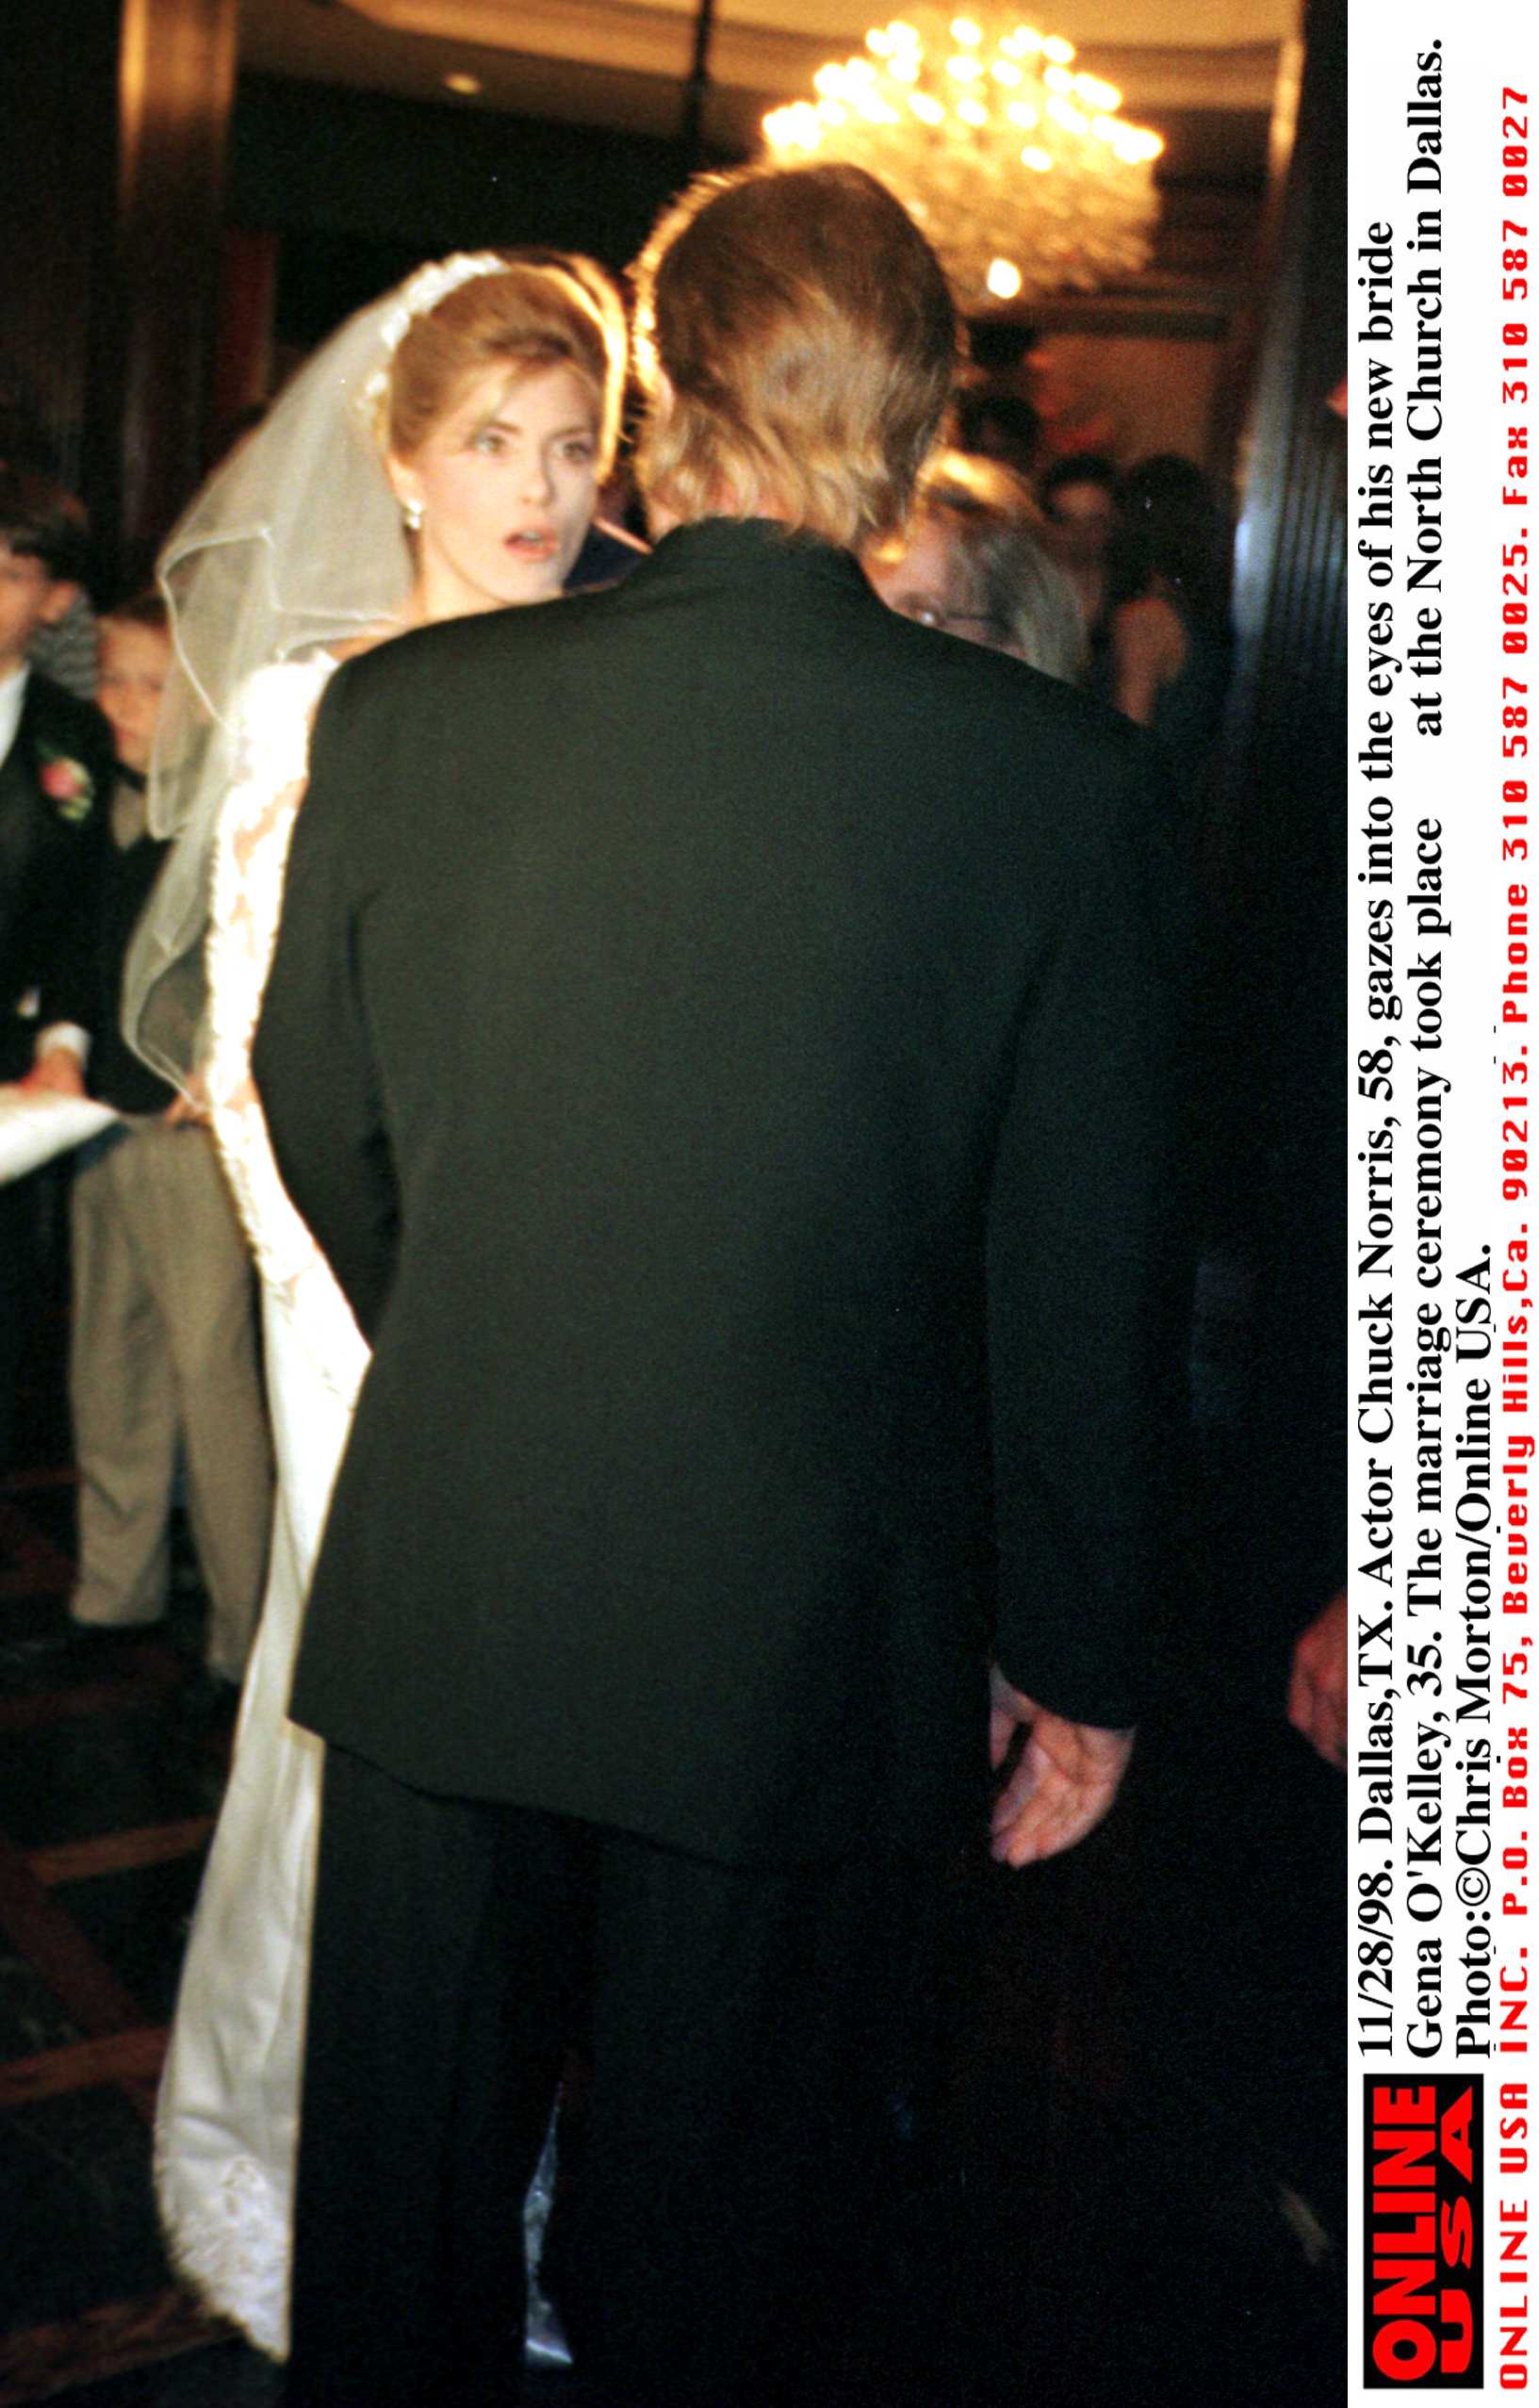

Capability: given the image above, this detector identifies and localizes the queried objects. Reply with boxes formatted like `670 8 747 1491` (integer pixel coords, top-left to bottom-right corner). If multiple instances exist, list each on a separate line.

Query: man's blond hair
631 164 958 551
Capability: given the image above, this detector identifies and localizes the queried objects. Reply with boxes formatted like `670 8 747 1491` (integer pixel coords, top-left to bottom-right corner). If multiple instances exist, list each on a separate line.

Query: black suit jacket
0 673 115 1080
254 518 1191 1865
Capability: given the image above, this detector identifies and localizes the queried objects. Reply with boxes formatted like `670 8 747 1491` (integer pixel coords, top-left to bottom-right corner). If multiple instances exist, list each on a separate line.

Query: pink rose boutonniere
38 750 95 824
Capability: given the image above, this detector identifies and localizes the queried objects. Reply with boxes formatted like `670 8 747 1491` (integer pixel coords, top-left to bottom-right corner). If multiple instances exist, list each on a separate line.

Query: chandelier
761 12 1164 309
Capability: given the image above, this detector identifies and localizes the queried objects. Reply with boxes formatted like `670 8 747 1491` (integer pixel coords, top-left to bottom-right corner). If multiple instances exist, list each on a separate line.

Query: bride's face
391 360 600 620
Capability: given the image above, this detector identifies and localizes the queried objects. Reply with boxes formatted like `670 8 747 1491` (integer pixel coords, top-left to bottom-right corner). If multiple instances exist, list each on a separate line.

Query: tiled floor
2 1204 1348 2405
0 1192 261 2406
0 1454 255 2404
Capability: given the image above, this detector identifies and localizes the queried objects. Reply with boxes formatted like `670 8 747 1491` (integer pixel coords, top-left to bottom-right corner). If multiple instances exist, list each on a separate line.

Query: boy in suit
39 594 270 1684
0 468 114 1480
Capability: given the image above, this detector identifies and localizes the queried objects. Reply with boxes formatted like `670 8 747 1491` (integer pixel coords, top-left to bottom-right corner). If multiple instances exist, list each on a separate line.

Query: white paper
0 1087 121 1185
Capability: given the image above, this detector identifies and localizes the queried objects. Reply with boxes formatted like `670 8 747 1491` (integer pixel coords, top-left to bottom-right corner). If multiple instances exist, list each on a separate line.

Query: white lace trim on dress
204 657 368 1402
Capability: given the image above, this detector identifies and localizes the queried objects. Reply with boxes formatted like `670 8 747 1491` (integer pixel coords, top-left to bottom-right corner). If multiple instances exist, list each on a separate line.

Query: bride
126 247 630 2359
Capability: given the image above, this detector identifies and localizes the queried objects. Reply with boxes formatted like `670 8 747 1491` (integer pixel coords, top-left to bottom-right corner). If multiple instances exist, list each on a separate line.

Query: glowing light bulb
755 11 1162 309
762 103 823 150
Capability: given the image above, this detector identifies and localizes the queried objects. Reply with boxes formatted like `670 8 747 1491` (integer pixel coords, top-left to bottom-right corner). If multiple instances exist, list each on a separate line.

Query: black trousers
287 1746 958 2408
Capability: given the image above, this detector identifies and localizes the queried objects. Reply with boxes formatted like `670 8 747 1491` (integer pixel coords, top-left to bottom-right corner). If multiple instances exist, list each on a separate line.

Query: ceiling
238 0 1299 162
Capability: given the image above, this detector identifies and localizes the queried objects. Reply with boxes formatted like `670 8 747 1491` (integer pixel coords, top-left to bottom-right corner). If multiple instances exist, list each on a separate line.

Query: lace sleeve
203 659 341 1302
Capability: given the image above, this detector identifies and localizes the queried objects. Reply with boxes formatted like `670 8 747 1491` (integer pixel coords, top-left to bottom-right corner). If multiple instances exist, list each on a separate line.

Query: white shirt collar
0 663 29 767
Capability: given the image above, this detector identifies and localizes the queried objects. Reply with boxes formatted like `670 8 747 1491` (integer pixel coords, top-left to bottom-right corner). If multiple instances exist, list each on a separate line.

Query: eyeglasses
898 601 1011 647
1044 500 1114 532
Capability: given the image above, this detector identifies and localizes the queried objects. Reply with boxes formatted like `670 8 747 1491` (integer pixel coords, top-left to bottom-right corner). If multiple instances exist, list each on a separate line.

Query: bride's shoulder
224 653 341 791
234 651 342 728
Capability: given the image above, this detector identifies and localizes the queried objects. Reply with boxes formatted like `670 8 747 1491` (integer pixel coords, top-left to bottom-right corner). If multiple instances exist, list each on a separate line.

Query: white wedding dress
151 655 563 2360
153 654 360 2355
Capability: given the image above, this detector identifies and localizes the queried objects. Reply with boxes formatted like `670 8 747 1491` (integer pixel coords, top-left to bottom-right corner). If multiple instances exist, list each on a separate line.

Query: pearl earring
401 496 423 532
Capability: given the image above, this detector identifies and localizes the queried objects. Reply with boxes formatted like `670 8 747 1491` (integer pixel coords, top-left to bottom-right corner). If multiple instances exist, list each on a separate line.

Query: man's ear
39 579 79 630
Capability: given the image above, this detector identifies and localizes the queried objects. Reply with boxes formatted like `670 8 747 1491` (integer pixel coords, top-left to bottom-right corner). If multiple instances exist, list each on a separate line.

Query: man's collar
629 516 871 600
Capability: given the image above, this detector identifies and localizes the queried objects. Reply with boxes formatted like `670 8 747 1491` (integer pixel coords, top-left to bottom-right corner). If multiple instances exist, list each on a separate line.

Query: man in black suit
0 469 114 1478
255 165 1190 2406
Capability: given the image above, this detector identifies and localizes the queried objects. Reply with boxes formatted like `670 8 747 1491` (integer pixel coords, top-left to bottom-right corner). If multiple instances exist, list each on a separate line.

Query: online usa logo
1365 2078 1482 2385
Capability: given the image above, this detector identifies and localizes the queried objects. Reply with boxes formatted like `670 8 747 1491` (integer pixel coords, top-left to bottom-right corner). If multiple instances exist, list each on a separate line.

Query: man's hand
23 1047 86 1098
988 1665 1134 1865
1286 1588 1348 1770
